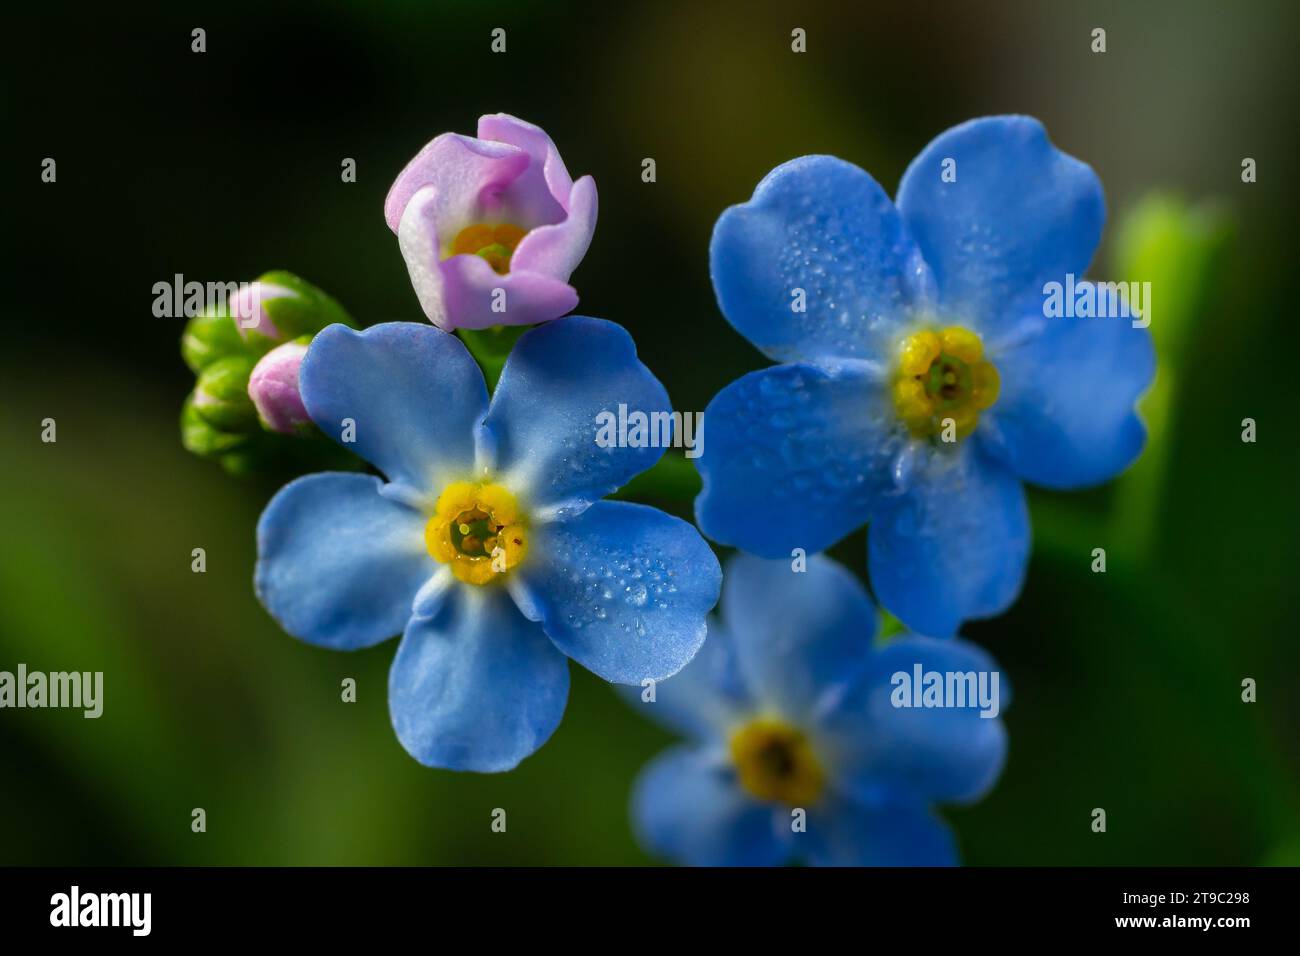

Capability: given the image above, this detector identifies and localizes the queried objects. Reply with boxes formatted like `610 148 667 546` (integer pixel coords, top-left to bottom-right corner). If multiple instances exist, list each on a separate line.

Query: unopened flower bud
231 271 352 343
248 341 311 434
231 281 295 341
192 354 258 431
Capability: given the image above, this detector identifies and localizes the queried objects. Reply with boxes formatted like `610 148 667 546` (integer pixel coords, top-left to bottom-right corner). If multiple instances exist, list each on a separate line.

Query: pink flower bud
231 281 296 341
248 341 310 434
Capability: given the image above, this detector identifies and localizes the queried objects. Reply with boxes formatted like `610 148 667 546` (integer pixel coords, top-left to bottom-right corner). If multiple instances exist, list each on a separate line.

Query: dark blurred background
3 0 1298 864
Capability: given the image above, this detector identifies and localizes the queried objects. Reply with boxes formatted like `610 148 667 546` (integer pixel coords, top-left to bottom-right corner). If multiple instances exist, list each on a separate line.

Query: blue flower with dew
696 116 1155 636
255 317 721 772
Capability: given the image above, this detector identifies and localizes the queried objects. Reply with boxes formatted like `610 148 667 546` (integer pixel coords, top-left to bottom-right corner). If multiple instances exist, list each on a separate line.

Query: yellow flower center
425 481 529 585
893 326 1000 440
729 717 825 806
448 223 528 275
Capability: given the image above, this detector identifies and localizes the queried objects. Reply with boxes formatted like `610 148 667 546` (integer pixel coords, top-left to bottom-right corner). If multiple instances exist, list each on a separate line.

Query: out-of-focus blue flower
626 553 1008 866
255 317 721 772
696 116 1155 636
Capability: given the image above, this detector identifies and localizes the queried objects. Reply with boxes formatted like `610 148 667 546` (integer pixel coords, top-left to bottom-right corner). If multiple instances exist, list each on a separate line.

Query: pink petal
438 255 578 330
477 113 575 210
510 175 598 281
384 133 529 234
232 281 294 340
397 186 451 327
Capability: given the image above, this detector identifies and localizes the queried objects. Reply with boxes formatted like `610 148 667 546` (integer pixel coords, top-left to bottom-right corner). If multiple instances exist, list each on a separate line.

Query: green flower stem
457 324 531 391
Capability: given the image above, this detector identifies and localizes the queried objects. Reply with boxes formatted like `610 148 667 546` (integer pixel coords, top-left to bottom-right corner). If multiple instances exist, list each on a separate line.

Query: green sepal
182 393 364 477
875 609 907 644
259 270 357 340
181 394 250 458
181 309 247 373
193 354 258 431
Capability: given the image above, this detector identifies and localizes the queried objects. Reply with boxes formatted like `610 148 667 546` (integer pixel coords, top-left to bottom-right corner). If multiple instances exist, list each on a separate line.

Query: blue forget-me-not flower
695 116 1155 636
627 553 1008 866
255 317 721 772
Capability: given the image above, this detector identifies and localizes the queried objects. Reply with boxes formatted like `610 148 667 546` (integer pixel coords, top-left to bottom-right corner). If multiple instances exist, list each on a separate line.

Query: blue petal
721 553 876 722
802 797 957 866
300 323 486 493
896 116 1105 334
481 317 671 515
618 619 751 742
818 636 1009 804
694 362 904 557
255 473 434 649
982 307 1155 488
388 586 569 772
632 745 789 866
710 155 933 363
868 447 1029 637
518 501 721 684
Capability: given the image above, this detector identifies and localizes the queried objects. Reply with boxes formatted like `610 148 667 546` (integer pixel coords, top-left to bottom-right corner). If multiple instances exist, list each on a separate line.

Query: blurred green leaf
1109 195 1233 561
612 451 701 509
1030 194 1233 564
1111 195 1233 368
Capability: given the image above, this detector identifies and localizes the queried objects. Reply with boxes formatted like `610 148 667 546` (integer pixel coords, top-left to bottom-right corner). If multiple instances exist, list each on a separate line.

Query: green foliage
1108 196 1233 561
